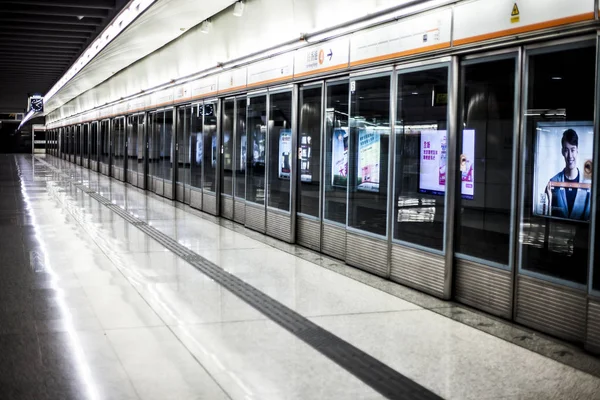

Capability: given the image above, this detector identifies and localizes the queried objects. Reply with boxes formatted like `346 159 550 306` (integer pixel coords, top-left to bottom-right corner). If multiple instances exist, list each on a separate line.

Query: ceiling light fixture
233 1 245 17
200 19 212 34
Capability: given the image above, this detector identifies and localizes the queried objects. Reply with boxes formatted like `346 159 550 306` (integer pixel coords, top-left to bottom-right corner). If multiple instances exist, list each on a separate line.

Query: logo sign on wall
29 96 43 113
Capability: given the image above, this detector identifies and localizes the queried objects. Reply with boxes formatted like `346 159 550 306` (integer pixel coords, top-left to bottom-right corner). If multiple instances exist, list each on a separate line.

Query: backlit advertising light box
331 128 349 187
357 127 383 192
533 121 593 222
278 129 292 179
418 129 475 199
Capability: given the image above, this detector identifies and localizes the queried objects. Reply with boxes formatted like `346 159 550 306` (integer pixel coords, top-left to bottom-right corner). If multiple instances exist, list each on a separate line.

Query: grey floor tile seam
39 157 444 400
40 156 600 379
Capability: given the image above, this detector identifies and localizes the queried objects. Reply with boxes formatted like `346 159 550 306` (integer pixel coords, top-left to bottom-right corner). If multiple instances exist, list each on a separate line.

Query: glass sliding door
297 84 323 251
112 117 126 181
245 94 267 232
99 119 110 175
190 103 204 204
267 91 293 212
176 106 191 204
126 113 145 188
348 75 391 237
234 98 247 223
221 99 235 219
148 112 161 194
75 125 81 165
394 65 449 251
90 121 99 171
517 41 595 342
161 109 174 198
82 123 89 168
202 100 219 213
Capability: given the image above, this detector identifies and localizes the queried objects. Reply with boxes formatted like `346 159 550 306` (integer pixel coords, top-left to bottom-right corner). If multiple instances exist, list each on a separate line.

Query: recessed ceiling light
552 76 562 80
77 15 84 20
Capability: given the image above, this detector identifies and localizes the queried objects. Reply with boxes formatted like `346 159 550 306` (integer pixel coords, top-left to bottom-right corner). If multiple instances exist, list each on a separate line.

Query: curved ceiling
0 0 128 113
42 0 238 116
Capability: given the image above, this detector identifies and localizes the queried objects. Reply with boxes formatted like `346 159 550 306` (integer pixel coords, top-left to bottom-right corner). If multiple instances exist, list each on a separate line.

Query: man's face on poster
562 142 578 170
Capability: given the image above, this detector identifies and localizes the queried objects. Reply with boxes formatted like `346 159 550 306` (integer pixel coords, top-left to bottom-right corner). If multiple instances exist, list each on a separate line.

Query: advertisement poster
357 127 382 192
300 135 312 183
331 128 349 187
418 129 475 199
240 134 247 171
533 122 593 222
279 129 292 179
252 129 265 167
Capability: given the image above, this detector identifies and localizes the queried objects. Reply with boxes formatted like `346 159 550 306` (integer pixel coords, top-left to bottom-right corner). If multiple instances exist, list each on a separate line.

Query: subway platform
1 153 600 400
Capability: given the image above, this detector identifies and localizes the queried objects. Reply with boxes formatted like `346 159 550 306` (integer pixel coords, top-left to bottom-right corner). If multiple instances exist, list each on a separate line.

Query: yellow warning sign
511 3 520 23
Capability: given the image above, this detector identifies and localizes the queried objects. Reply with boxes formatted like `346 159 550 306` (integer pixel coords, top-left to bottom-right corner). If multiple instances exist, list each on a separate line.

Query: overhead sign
29 96 44 113
453 0 594 46
350 8 452 67
218 68 247 94
174 82 192 102
247 53 294 87
294 37 349 78
190 76 217 99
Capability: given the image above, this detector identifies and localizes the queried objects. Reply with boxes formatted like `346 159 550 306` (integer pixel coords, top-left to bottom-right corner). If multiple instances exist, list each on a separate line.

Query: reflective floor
2 153 600 399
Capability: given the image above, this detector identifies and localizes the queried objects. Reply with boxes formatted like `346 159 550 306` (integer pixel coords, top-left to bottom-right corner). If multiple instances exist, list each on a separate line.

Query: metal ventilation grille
322 223 346 261
391 244 444 297
454 258 512 318
202 192 218 215
346 232 388 277
245 203 265 233
586 299 600 353
267 210 292 243
163 182 173 200
190 189 202 210
221 196 234 220
297 215 321 251
516 275 587 343
234 199 245 224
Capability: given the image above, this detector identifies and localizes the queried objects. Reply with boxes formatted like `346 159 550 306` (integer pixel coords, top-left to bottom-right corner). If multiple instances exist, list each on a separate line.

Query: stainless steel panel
234 198 245 224
202 192 218 215
297 215 320 251
515 275 587 343
267 210 292 243
454 259 512 318
83 159 89 169
245 203 265 233
76 156 80 165
185 188 191 205
221 196 234 220
90 161 97 171
346 232 388 277
137 172 145 189
154 177 164 196
586 299 600 354
190 189 202 210
176 184 184 203
129 171 138 187
390 244 445 297
164 182 173 199
322 223 346 261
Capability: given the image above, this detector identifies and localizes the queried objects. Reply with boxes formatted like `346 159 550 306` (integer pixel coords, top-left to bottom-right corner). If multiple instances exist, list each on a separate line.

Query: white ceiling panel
44 0 237 115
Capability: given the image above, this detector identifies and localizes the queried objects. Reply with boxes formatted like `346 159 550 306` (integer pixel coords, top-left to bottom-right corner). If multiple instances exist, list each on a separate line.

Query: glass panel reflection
222 100 235 196
91 123 98 162
176 107 191 187
268 91 293 211
456 58 516 264
161 110 174 181
83 124 89 159
100 120 110 165
324 81 349 224
203 101 218 192
112 117 126 171
395 67 448 250
349 75 390 236
190 104 204 189
298 86 322 217
148 112 160 179
520 44 594 285
247 95 266 205
235 98 247 199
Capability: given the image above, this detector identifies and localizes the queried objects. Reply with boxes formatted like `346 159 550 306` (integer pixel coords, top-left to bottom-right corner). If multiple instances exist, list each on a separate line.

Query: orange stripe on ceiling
293 63 349 79
454 12 595 46
349 42 450 67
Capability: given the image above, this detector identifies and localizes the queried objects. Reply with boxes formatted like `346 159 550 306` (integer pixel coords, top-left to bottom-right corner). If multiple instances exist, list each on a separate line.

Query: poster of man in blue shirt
545 129 592 221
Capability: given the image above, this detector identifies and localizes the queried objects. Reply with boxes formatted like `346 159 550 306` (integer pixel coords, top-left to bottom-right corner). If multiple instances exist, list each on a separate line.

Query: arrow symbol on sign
327 49 333 61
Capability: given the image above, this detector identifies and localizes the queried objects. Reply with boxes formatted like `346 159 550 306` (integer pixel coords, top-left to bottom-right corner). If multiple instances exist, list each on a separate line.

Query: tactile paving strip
36 157 441 400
